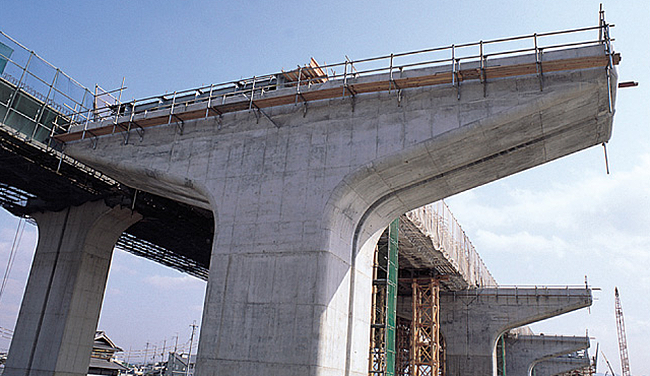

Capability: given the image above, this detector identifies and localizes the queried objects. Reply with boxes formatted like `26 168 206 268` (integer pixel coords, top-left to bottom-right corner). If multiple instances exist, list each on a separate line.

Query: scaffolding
410 279 441 376
369 219 399 376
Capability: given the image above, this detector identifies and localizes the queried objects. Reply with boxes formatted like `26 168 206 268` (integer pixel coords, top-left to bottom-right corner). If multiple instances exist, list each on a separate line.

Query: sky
0 0 648 374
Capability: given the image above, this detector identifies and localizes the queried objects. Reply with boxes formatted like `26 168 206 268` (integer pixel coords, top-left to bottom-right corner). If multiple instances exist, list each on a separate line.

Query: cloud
447 153 650 252
144 274 205 290
474 229 570 258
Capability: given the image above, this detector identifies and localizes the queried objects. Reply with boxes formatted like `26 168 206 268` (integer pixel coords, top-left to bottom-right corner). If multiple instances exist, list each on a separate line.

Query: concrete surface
532 354 591 376
440 288 592 376
505 334 589 376
60 44 615 376
4 201 141 376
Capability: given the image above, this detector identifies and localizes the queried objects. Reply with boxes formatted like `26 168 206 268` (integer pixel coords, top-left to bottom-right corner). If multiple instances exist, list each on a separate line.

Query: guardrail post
534 33 544 92
604 24 614 113
2 51 34 127
342 60 348 97
249 76 256 110
205 84 214 118
389 53 394 93
480 41 487 97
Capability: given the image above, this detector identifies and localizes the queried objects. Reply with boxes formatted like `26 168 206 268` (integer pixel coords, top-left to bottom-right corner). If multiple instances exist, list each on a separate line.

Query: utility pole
186 321 198 376
145 342 150 365
162 339 167 361
174 334 179 354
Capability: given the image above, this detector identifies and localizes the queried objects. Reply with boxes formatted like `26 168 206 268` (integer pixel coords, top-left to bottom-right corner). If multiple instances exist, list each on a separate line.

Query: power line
0 218 26 304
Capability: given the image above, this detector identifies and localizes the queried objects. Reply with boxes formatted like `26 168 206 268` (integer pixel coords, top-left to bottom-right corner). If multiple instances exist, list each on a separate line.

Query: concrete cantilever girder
505 334 590 376
533 354 592 376
57 44 615 376
440 288 592 376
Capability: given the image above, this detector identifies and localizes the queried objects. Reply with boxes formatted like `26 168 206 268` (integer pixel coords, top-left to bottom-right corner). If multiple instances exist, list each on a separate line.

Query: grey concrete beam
4 201 141 376
533 354 591 376
505 334 589 376
440 288 592 376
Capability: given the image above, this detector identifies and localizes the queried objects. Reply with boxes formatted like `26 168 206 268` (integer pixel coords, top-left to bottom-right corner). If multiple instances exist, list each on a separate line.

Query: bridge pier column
195 212 382 376
4 201 141 376
505 334 589 376
439 288 592 376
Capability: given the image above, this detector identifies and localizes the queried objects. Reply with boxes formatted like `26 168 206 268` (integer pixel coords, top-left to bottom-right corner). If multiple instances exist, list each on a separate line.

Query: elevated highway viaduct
1 23 618 376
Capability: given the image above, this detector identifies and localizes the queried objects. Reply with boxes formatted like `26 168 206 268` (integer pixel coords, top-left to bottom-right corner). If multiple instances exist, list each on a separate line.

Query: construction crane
614 287 631 376
601 350 616 376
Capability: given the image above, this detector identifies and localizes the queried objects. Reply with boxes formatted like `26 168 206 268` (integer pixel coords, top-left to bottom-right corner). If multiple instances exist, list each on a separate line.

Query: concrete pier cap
533 353 592 376
61 43 615 376
440 287 592 376
504 334 590 376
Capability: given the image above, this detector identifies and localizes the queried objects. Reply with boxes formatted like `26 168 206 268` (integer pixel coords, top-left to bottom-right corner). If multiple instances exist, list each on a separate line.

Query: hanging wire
0 218 26 304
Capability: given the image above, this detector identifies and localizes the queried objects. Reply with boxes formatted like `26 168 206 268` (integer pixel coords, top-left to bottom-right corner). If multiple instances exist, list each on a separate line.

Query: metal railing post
32 68 60 139
388 53 394 93
534 33 544 91
205 84 214 118
3 51 34 126
343 60 348 97
168 91 177 125
249 76 256 110
451 45 455 87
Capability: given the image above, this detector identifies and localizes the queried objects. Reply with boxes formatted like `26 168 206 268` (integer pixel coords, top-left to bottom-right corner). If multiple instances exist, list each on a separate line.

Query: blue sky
1 0 648 373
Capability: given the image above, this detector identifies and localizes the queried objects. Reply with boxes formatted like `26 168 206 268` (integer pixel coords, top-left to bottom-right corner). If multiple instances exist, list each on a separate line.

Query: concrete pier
505 334 590 376
4 201 141 376
439 288 592 376
60 45 614 376
533 354 591 376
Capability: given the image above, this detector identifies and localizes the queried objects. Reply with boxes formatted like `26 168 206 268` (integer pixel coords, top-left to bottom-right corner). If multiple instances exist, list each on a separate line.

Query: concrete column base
4 201 141 376
195 230 381 376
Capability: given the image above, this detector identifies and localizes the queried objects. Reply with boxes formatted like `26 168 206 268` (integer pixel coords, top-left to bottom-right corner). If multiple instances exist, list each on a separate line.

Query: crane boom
601 351 616 376
614 287 631 376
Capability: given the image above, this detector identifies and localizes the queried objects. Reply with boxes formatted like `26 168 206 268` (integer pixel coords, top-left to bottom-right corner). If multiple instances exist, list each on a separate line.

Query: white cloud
144 274 205 290
474 229 570 258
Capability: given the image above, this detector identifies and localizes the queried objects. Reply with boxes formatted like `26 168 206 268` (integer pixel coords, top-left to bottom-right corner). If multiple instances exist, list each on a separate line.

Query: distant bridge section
0 31 213 279
400 201 497 290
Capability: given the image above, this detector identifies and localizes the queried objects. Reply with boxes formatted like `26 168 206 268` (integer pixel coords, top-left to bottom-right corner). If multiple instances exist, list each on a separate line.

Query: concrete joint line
26 207 71 376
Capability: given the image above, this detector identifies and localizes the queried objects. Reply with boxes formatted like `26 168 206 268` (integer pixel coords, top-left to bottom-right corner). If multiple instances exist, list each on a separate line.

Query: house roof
89 357 129 371
94 331 123 353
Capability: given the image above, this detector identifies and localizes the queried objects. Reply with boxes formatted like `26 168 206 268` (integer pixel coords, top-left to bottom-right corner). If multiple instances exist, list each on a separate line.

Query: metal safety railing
405 201 497 288
0 31 95 146
55 8 615 143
